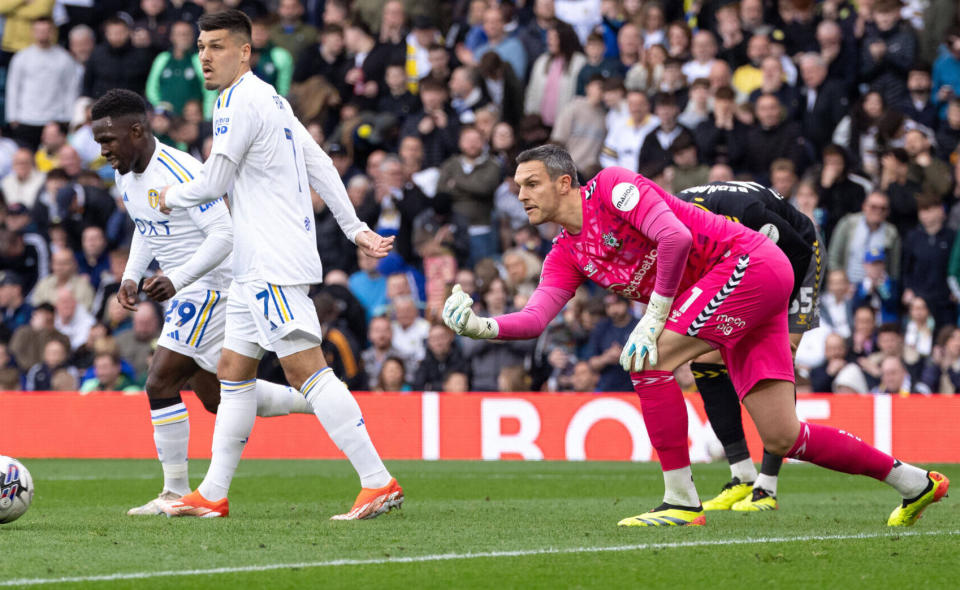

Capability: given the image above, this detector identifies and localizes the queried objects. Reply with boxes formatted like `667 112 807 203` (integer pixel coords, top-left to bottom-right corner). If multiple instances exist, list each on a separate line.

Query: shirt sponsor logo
214 116 230 136
612 182 640 212
715 313 745 336
613 249 657 298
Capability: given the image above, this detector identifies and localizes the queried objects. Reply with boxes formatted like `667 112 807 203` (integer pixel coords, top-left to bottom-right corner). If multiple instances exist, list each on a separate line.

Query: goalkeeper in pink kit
443 145 948 527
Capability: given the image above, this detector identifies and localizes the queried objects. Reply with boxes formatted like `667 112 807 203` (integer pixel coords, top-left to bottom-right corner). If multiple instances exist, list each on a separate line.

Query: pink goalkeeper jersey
496 167 770 339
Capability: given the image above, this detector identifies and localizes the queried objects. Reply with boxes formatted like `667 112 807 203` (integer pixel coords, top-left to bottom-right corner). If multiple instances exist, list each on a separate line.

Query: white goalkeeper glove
619 292 674 372
442 284 499 339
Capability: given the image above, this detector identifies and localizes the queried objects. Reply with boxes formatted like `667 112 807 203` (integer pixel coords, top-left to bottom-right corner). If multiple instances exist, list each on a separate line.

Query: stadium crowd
1 0 960 395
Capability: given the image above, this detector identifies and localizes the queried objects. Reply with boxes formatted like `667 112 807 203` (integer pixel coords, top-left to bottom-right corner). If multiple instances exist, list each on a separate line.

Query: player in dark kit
677 181 823 511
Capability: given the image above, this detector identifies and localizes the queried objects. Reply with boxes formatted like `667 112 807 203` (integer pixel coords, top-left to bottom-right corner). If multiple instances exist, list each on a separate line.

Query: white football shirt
117 141 232 295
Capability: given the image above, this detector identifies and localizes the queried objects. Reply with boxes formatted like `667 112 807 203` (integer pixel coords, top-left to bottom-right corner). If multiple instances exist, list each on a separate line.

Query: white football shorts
223 280 323 359
156 288 226 373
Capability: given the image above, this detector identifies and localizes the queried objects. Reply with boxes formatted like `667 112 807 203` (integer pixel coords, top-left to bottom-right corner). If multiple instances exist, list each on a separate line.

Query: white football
0 456 33 524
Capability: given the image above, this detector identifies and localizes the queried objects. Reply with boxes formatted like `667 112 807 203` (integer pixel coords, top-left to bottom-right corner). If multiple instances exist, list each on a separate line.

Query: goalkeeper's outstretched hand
619 293 674 372
442 284 499 339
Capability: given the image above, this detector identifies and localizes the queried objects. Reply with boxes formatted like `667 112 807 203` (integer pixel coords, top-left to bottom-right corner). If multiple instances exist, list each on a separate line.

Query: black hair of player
516 145 580 188
198 9 252 44
91 89 148 122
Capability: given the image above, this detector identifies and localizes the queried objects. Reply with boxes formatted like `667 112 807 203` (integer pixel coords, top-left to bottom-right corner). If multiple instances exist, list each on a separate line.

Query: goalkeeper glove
619 292 674 372
442 284 499 339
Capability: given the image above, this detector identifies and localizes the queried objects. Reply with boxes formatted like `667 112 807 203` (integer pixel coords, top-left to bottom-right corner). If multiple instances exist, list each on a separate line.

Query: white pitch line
4 529 957 587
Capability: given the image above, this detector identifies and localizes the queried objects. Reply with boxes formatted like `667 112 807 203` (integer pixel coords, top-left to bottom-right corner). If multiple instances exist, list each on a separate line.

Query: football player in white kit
91 89 316 516
158 10 402 520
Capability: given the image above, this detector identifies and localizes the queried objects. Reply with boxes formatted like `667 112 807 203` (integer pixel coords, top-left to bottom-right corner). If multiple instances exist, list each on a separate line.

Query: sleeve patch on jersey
759 223 780 243
612 182 640 212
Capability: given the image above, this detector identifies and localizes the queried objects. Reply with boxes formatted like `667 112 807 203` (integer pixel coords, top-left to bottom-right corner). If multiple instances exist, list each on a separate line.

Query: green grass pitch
1 459 957 589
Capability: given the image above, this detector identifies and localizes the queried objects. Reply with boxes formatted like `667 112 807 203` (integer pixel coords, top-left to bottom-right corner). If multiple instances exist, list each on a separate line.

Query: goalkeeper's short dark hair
516 144 580 188
91 89 148 121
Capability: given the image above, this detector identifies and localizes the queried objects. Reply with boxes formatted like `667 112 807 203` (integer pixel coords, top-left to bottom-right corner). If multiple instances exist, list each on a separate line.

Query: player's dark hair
198 8 252 43
516 145 580 188
91 89 148 122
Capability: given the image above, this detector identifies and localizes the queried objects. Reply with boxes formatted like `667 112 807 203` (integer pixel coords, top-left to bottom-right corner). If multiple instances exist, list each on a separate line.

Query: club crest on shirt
602 232 621 249
148 189 160 209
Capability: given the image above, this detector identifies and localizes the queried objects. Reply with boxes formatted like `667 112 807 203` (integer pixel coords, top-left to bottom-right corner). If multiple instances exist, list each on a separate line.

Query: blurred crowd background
1 0 960 396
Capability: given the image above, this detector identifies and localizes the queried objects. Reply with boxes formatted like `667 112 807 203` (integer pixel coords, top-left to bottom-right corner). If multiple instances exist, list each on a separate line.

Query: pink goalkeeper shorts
664 238 796 398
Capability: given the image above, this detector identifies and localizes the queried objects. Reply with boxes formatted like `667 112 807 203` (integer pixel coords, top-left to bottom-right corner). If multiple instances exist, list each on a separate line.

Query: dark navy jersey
677 181 818 298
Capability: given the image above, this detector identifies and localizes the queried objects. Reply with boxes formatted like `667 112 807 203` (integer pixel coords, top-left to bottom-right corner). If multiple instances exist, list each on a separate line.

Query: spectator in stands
312 290 364 390
936 98 960 161
832 362 870 394
524 21 586 128
378 63 420 126
874 355 929 394
250 16 294 96
670 134 709 192
567 360 599 393
902 194 955 328
31 248 94 311
375 355 410 392
683 30 717 84
748 56 798 120
694 86 746 170
678 77 710 130
449 66 487 125
413 324 468 391
817 19 857 96
860 0 917 112
600 89 659 172
82 17 153 100
798 52 849 155
731 31 768 97
5 17 77 151
850 305 879 359
34 121 67 173
585 293 637 393
638 91 694 172
270 0 317 60
422 43 451 90
878 147 921 236
0 343 20 390
614 22 641 70
576 32 625 95
0 0 52 55
376 0 406 47
343 20 392 111
76 226 109 290
861 323 909 387
67 25 95 91
361 315 402 390
932 25 960 121
0 228 42 296
903 65 938 129
904 124 951 201
904 296 936 368
744 93 805 182
460 277 535 391
8 303 68 371
293 24 350 103
391 294 429 368
53 287 95 352
374 155 429 266
146 20 209 118
401 77 459 168
472 5 527 81
437 125 501 263
115 303 160 381
24 339 76 392
0 271 31 341
816 144 868 240
80 351 140 392
920 326 960 393
2 148 45 208
820 269 855 339
769 158 798 201
810 332 856 393
829 191 901 284
852 247 900 325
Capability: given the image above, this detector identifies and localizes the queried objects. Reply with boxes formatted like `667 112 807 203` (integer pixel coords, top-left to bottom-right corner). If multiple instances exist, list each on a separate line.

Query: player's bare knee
762 434 796 457
144 374 178 399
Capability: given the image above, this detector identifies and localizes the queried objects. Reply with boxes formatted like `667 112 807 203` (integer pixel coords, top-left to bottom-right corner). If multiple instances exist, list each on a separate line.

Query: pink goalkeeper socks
632 371 691 471
786 422 895 481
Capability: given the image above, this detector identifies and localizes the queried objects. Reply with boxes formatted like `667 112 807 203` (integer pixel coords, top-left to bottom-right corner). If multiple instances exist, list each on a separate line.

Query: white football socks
151 402 191 496
255 379 312 416
663 466 701 508
754 473 778 496
884 460 930 499
198 379 258 501
729 458 758 484
301 368 391 489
